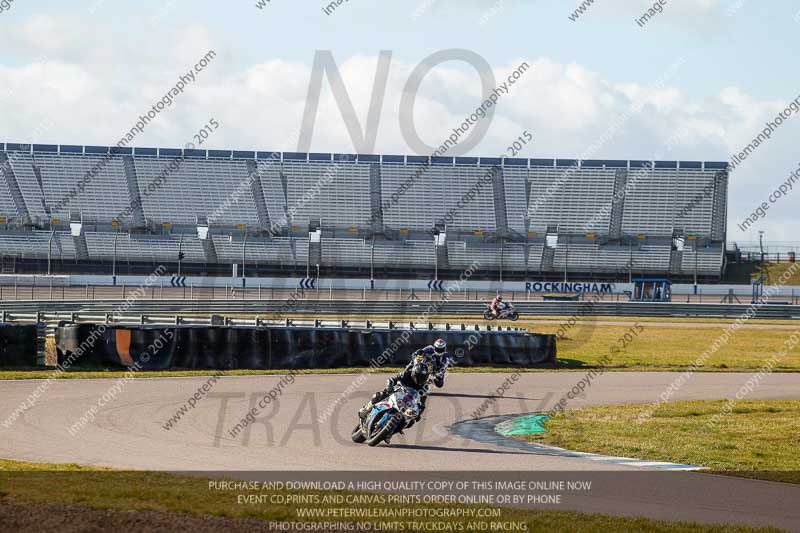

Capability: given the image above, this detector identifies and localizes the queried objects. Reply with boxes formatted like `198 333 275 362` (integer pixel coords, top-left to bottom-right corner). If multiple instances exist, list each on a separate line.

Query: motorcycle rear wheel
483 309 495 320
351 424 366 443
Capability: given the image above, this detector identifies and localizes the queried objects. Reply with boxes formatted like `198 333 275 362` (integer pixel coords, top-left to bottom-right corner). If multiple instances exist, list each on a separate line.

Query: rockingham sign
525 282 615 294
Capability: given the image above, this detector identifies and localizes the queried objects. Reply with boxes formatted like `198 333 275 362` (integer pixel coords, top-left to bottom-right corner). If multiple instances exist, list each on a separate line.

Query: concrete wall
5 273 796 298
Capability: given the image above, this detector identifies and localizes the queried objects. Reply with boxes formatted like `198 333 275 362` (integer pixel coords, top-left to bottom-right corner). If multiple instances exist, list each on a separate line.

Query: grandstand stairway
369 163 383 231
246 160 271 230
31 165 47 214
51 230 64 258
436 239 450 272
72 232 89 260
710 171 728 241
541 246 555 273
491 168 509 232
201 237 219 264
609 169 628 240
0 152 31 222
670 248 683 273
279 171 289 206
308 232 322 270
1 256 16 273
123 156 146 227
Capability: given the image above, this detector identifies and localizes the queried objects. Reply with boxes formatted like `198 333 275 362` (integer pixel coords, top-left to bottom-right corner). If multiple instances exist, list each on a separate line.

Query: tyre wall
55 325 556 370
0 324 39 366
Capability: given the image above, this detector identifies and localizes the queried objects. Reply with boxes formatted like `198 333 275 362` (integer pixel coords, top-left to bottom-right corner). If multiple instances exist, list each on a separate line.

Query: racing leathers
361 365 430 424
408 346 452 388
490 296 503 317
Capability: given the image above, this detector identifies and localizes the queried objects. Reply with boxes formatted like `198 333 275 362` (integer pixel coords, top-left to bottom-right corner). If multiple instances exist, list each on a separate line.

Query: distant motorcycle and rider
484 295 519 321
353 339 452 446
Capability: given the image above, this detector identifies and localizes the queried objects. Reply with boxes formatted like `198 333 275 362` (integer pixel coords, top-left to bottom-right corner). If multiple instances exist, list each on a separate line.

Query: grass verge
765 263 800 286
521 318 800 370
519 399 800 484
0 459 780 532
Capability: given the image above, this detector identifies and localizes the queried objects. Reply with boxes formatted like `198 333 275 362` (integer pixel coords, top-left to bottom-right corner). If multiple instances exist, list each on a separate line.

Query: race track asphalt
2 372 799 530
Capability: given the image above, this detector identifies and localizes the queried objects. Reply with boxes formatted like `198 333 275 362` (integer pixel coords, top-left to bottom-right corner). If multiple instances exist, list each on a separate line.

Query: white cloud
595 0 722 19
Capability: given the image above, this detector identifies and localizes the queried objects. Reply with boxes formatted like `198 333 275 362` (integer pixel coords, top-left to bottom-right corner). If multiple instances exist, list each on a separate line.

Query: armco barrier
0 323 38 366
55 324 556 370
4 299 800 320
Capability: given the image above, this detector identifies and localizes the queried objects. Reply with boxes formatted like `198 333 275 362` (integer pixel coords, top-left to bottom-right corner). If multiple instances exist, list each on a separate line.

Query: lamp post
112 232 120 283
47 230 55 276
306 232 311 279
434 236 438 281
177 233 184 277
500 239 505 283
628 238 633 284
370 234 375 284
242 229 248 288
523 216 529 284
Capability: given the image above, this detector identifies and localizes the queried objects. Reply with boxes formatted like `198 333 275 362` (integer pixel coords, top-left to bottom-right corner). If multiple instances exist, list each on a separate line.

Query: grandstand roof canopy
0 143 728 171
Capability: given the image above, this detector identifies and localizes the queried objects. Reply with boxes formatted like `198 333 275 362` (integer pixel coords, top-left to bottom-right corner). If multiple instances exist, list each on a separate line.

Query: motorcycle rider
359 361 430 441
408 338 451 388
490 294 505 318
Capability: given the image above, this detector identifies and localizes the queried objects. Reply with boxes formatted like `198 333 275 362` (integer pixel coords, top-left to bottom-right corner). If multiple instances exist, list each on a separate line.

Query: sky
1 0 798 247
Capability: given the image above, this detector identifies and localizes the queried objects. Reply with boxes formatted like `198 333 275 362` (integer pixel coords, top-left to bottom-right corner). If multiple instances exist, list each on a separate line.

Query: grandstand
0 143 729 281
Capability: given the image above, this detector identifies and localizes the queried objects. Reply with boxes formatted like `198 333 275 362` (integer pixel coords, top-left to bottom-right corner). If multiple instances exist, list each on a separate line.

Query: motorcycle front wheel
508 311 519 321
366 413 401 446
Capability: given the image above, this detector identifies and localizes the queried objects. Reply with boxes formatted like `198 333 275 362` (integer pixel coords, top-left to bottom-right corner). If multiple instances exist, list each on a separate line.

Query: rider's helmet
410 362 430 387
433 338 447 355
496 295 503 302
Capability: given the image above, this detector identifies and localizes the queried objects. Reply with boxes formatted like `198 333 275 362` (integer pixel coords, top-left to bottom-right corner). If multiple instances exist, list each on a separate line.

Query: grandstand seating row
0 147 727 238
